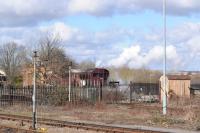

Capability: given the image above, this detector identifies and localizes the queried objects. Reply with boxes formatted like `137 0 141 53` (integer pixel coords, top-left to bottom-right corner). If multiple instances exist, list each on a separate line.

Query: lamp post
163 0 167 115
32 51 38 130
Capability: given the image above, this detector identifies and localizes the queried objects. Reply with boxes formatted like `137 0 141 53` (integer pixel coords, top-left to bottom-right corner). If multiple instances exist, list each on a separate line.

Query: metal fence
102 82 160 103
0 82 160 107
0 86 53 106
0 85 103 106
130 82 160 102
191 84 200 95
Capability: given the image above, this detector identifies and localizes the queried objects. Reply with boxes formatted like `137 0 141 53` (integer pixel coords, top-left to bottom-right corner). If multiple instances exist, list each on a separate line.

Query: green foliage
13 76 23 87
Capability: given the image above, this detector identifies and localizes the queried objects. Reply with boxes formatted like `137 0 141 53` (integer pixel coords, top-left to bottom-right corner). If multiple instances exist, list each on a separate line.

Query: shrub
45 87 68 106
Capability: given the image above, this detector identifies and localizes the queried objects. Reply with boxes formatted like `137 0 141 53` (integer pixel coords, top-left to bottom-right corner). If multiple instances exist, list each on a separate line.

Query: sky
0 0 200 71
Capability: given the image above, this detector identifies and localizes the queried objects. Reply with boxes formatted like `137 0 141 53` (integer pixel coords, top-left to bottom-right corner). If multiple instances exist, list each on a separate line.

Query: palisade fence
0 85 103 107
191 84 200 95
130 82 160 102
0 82 160 107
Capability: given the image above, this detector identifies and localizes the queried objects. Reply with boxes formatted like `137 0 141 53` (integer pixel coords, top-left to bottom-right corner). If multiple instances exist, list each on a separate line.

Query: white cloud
168 22 200 44
186 36 200 56
67 0 112 16
0 21 199 70
109 45 181 69
67 0 200 16
0 0 68 26
0 0 199 26
39 22 79 42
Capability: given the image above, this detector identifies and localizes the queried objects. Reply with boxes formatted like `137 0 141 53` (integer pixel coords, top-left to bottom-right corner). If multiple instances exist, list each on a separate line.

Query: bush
45 87 68 106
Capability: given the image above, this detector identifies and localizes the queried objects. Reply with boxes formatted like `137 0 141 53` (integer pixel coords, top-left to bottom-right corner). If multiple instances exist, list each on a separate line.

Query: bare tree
79 60 96 70
35 32 76 85
39 33 63 61
108 66 162 84
38 33 64 69
0 42 27 84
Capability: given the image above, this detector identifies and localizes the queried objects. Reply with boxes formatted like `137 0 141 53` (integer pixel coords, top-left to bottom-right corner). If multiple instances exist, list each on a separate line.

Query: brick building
22 66 109 88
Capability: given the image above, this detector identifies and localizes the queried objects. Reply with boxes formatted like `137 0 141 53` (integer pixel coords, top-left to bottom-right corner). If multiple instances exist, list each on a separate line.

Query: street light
163 0 167 115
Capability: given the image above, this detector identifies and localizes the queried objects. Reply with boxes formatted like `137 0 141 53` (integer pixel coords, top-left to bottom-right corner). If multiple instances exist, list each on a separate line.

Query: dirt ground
0 96 199 132
0 120 103 133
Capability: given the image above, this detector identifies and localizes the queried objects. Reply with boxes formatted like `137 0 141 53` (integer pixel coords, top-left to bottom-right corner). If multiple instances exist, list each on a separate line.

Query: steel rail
0 113 166 133
0 125 40 133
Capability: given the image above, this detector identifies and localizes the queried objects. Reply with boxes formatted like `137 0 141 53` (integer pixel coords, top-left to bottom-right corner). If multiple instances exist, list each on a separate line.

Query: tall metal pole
33 51 37 129
68 62 71 102
163 0 167 115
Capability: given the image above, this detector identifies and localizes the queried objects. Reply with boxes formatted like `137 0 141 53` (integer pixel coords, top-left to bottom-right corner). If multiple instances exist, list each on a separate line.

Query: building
22 65 49 87
0 70 6 76
80 68 109 87
22 66 109 88
45 69 84 87
61 68 109 87
160 75 191 101
0 70 6 87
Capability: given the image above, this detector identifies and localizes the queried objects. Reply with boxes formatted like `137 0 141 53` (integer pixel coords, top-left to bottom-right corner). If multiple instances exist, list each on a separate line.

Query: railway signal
32 51 38 130
68 61 72 102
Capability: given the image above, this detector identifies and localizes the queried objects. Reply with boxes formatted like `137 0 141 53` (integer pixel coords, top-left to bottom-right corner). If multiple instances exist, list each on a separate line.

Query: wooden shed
160 75 191 101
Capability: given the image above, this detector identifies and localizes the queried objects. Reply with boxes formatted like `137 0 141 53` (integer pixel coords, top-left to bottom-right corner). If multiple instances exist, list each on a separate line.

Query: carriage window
2 76 6 81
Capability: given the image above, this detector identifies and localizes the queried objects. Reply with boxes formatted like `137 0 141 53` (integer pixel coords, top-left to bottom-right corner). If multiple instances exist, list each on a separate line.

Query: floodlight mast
163 0 167 115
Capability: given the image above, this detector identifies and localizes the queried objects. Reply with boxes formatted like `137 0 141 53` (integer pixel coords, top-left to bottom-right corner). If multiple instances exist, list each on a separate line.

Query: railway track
0 113 166 133
0 125 39 133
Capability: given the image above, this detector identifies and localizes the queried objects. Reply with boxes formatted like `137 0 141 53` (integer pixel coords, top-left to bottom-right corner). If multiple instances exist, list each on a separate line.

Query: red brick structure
22 66 109 88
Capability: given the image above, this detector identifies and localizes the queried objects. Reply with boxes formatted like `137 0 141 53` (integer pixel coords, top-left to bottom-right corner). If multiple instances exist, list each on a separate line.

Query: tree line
0 32 162 86
108 67 162 84
0 32 95 86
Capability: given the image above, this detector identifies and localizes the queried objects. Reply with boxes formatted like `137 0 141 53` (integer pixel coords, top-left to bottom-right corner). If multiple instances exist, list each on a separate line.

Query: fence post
9 86 13 106
130 82 133 103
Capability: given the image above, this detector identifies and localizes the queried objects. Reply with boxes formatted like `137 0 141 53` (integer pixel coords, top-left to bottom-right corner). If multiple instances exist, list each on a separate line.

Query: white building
0 69 6 84
0 69 6 76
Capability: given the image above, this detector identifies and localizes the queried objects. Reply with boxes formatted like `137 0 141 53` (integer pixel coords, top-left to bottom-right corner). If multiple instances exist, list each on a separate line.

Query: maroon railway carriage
47 68 109 87
79 68 109 87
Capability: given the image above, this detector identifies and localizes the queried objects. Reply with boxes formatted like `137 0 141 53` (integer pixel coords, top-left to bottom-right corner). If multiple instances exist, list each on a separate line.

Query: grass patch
152 115 185 126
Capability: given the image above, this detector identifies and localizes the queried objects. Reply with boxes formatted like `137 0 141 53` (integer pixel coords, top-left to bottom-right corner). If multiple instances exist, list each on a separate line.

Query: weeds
152 113 185 126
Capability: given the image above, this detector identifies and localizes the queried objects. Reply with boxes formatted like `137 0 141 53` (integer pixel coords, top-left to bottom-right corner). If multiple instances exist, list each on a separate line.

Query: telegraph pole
32 51 37 129
163 0 167 115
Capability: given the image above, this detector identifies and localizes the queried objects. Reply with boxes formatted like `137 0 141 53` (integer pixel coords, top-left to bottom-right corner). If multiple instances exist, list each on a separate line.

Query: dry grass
0 97 200 131
0 120 102 133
